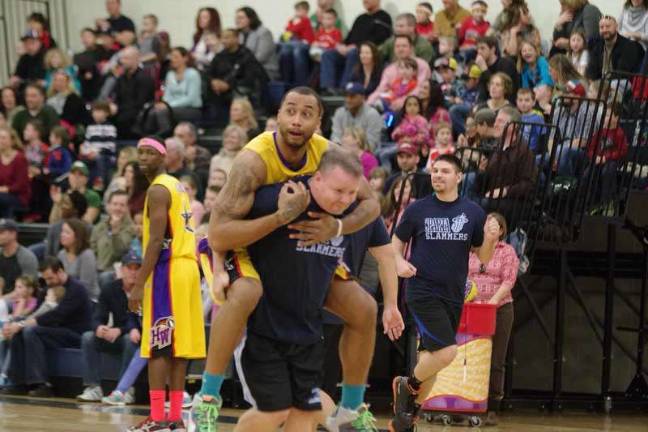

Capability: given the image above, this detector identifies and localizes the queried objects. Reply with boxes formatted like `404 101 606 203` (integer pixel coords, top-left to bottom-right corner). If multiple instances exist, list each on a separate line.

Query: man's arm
209 151 309 252
369 244 398 308
471 216 500 264
129 185 169 311
391 235 416 278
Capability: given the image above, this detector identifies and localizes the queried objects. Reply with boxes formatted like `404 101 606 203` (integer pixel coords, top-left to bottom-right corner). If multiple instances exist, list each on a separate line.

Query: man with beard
389 154 500 431
191 87 402 431
587 15 645 81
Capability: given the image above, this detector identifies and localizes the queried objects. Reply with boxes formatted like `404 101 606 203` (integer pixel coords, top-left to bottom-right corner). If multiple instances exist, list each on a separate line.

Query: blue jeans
449 103 472 136
555 144 587 177
0 193 22 218
320 48 358 90
81 331 138 386
462 171 478 198
279 41 311 86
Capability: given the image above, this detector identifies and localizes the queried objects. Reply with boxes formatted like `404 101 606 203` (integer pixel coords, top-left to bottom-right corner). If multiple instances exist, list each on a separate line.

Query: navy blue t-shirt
246 176 353 345
395 195 486 303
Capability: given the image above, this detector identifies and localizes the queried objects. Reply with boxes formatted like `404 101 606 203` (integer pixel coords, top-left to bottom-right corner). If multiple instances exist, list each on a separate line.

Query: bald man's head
120 46 140 71
599 15 618 42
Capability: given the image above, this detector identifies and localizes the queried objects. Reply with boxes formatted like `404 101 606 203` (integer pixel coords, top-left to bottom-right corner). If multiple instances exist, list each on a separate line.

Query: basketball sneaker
188 393 222 432
325 403 378 431
168 420 187 431
390 376 420 431
126 417 171 432
102 387 136 405
77 385 103 402
165 391 193 409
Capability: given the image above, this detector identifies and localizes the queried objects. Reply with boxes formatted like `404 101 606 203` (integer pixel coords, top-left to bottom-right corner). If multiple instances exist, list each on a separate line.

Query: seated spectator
43 48 81 94
474 72 513 114
330 82 383 151
348 42 384 97
619 0 648 53
415 2 436 42
229 97 260 139
0 126 30 218
369 166 388 195
427 121 455 169
22 120 48 174
435 57 462 106
279 1 315 86
161 47 202 123
340 127 379 179
103 146 137 206
46 126 73 178
90 190 135 279
137 14 162 66
458 1 490 58
466 212 518 425
500 5 541 59
111 46 155 139
9 31 45 91
546 53 586 113
0 219 38 295
368 35 432 112
420 80 451 145
320 0 392 92
203 184 222 221
46 69 88 141
58 218 100 301
191 7 222 71
80 101 117 189
309 8 343 63
568 29 589 77
174 122 210 187
164 137 192 180
383 175 416 231
450 65 482 136
516 88 546 154
208 168 227 189
0 87 24 126
587 16 645 81
586 103 629 207
76 250 141 403
74 28 113 102
180 175 205 227
12 84 59 139
490 0 527 36
467 107 536 201
49 161 101 225
235 7 280 79
264 116 278 132
26 12 56 49
209 124 247 177
379 13 434 64
3 275 38 319
208 28 268 127
475 35 520 102
391 95 430 156
435 0 470 38
1 257 92 397
123 161 149 217
518 38 554 95
552 0 601 55
384 141 427 193
95 0 136 40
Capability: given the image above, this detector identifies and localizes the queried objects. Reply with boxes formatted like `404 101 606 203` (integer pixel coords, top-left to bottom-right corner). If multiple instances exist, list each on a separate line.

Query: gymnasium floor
1 396 647 432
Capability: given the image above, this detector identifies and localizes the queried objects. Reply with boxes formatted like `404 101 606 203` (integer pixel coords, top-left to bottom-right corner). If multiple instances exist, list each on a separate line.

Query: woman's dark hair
25 119 44 140
398 95 423 121
28 12 50 31
625 0 646 7
0 86 20 114
125 161 150 199
499 0 529 32
488 212 508 240
353 41 381 77
67 191 88 218
193 7 221 45
382 175 416 218
172 46 195 68
63 217 90 255
424 79 446 118
238 7 262 30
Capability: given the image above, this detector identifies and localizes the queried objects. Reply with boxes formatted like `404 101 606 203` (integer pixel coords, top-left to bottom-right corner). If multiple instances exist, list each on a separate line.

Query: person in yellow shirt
435 0 471 38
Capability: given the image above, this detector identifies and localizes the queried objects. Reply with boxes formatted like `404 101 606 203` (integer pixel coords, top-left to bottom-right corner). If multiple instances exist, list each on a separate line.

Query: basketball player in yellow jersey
128 137 205 432
190 87 404 431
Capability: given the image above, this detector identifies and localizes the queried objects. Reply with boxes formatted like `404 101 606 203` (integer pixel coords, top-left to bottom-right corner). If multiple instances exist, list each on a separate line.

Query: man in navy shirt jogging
389 154 500 431
229 150 377 431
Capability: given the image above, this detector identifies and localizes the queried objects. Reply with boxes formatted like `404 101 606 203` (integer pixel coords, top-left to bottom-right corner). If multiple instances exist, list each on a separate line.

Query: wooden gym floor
1 395 647 432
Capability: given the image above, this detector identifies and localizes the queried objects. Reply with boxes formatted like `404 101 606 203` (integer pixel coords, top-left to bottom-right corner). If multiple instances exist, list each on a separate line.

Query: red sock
149 389 166 422
168 390 184 422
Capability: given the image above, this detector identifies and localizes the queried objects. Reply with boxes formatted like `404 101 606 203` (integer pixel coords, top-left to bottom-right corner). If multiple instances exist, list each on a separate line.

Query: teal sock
340 384 365 410
200 372 224 398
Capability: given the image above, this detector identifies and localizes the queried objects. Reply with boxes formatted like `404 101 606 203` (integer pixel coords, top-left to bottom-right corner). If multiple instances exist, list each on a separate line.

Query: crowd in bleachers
1 0 648 404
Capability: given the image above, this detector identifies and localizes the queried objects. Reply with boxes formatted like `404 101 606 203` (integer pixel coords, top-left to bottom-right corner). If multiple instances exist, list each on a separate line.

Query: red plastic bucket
457 303 497 336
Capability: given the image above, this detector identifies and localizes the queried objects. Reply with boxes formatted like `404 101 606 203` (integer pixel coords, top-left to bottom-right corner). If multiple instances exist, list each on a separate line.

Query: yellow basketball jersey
143 173 197 263
244 131 330 185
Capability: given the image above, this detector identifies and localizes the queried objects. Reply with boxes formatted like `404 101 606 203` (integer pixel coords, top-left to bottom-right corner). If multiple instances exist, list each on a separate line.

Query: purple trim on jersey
273 131 308 171
152 248 172 321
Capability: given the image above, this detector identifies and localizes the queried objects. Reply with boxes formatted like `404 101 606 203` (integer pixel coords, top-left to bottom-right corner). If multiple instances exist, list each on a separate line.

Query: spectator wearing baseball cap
330 82 384 151
8 30 46 91
449 64 483 137
383 141 427 194
0 219 38 295
49 161 102 225
77 249 141 403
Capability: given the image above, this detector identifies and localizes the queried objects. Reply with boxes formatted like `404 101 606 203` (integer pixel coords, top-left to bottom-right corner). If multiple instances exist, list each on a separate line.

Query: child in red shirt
458 1 490 53
415 2 435 42
282 1 315 44
313 9 342 50
586 103 628 206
